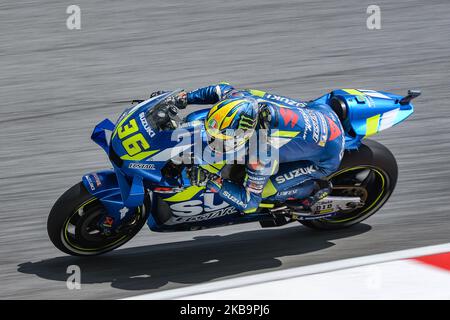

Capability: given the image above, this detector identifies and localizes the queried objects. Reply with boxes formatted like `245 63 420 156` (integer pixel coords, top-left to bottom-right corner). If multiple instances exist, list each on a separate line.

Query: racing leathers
185 83 345 214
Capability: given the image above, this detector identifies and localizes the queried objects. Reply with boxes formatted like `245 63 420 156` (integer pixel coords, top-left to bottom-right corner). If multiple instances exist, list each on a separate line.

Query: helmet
205 98 259 153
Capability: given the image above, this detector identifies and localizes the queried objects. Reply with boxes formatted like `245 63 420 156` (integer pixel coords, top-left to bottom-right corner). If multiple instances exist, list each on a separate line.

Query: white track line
124 242 450 300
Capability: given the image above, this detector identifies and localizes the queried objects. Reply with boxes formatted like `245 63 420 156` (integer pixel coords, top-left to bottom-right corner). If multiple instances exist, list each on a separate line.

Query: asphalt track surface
0 0 449 299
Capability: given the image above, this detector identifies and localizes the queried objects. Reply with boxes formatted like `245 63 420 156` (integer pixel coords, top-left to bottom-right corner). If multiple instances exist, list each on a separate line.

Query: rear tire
299 139 398 230
47 182 149 256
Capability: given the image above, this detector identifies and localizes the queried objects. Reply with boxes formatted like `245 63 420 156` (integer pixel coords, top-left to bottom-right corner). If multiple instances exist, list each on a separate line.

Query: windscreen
146 90 183 131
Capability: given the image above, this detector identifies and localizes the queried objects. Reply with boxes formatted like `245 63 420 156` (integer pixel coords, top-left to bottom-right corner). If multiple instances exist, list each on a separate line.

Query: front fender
82 170 140 229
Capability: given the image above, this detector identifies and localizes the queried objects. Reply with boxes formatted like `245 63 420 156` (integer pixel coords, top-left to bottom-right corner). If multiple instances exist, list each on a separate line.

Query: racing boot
299 179 332 210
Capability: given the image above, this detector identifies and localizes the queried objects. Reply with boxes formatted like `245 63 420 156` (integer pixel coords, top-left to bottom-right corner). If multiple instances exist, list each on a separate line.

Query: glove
150 90 188 108
189 165 222 188
189 165 212 186
167 91 188 109
206 177 223 193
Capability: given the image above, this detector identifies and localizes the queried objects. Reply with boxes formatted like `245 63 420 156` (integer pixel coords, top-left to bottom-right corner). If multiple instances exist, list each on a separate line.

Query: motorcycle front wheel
47 182 149 256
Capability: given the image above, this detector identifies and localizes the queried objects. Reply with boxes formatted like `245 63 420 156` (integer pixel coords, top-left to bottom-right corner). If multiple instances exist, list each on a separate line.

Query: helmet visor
207 128 253 154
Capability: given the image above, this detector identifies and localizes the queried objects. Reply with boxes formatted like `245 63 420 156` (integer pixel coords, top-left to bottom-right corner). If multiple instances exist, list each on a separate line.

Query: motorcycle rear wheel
299 139 398 230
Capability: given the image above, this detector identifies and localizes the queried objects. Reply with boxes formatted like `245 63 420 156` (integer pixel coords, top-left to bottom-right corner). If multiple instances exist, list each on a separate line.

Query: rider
152 83 345 214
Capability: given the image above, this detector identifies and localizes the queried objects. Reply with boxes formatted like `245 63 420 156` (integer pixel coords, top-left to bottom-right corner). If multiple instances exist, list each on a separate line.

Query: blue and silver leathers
187 83 345 213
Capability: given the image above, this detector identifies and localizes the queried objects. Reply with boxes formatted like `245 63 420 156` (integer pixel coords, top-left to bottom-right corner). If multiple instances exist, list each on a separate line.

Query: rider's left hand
149 90 166 98
166 91 187 109
149 91 187 109
206 177 223 193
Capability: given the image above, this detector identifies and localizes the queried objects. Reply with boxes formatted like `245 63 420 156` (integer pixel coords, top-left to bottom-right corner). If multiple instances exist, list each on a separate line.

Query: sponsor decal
92 173 101 187
168 193 229 216
317 113 328 147
245 172 266 194
275 165 317 184
246 182 264 194
310 112 320 144
119 207 129 220
170 200 204 216
139 112 156 138
167 193 238 224
300 109 312 140
223 191 247 208
128 163 155 170
300 109 342 147
103 216 114 227
325 115 342 141
328 111 338 123
277 189 299 197
339 132 345 160
313 200 334 214
364 95 375 108
279 108 299 128
85 175 96 191
238 115 255 130
246 173 267 182
302 109 328 146
169 206 237 224
265 94 306 108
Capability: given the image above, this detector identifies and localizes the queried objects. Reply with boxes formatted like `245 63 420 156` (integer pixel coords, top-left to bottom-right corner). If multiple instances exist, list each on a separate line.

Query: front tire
299 139 398 230
47 182 149 256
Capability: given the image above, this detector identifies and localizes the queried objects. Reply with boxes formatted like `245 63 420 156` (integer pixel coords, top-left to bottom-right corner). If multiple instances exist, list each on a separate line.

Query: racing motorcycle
47 88 420 256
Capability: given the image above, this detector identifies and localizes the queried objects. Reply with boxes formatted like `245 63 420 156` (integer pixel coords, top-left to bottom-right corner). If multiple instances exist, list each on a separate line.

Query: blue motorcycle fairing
80 88 416 233
313 89 415 149
82 170 119 197
85 92 172 226
91 118 115 153
83 91 212 229
147 187 269 232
